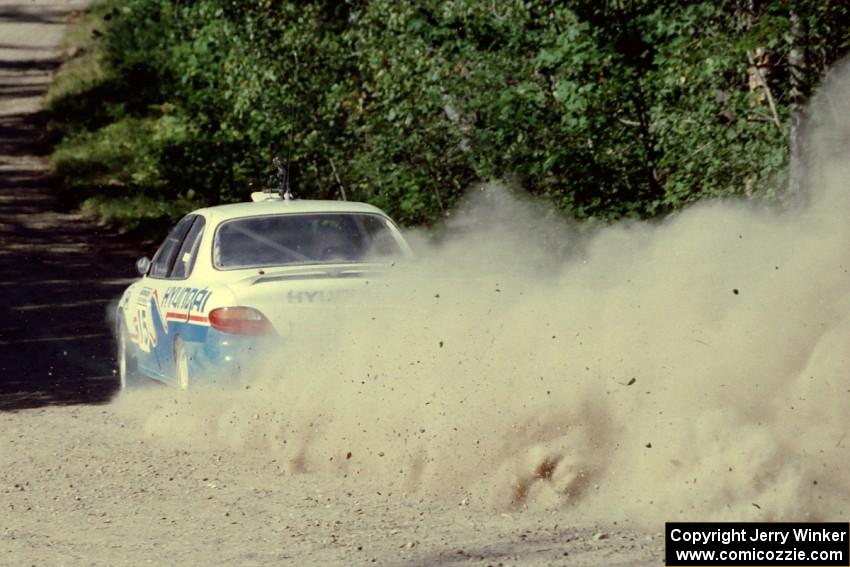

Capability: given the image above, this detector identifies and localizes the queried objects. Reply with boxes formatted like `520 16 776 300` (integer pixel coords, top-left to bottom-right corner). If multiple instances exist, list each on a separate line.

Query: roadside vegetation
48 1 850 236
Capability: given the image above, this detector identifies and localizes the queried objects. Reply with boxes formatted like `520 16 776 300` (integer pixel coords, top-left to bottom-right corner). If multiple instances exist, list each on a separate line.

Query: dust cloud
115 61 850 526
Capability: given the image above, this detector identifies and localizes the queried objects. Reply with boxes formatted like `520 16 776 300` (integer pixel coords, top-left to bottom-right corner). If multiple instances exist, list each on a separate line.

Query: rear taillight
209 307 274 335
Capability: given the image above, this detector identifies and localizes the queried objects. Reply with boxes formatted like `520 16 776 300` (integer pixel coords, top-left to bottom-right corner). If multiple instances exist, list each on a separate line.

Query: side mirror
135 257 151 277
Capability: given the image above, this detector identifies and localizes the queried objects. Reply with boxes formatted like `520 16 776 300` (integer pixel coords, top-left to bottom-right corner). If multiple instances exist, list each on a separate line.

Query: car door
154 216 209 382
134 214 197 379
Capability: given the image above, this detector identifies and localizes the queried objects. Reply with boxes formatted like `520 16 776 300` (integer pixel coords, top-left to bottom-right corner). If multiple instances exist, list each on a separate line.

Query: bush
48 0 850 235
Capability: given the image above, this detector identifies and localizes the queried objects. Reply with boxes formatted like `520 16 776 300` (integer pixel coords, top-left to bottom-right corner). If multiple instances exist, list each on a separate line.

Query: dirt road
0 0 138 410
0 2 660 565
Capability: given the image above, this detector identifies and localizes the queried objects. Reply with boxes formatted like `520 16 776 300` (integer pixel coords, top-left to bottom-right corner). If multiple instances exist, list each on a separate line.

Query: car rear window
213 213 405 270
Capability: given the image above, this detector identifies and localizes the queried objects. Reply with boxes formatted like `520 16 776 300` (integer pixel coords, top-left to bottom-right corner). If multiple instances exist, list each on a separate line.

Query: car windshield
213 213 405 270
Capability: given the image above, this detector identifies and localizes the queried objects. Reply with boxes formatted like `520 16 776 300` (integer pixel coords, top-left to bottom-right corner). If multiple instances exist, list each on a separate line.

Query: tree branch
746 50 782 131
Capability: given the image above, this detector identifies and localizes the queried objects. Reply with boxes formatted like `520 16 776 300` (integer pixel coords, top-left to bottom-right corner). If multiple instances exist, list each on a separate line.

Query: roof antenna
254 51 298 203
272 155 293 201
280 50 298 201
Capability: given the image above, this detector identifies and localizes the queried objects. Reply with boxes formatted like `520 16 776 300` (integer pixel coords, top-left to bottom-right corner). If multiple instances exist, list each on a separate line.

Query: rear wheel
118 320 140 390
174 337 190 390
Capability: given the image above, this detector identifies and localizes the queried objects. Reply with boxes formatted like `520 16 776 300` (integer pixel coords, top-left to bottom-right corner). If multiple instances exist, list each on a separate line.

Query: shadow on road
0 4 74 25
1 2 148 411
0 165 143 411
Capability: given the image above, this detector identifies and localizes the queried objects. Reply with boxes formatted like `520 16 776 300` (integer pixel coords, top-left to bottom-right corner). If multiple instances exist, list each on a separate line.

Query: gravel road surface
0 3 661 565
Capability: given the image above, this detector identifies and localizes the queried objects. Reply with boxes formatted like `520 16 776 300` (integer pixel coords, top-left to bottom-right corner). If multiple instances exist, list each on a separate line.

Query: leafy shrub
48 0 849 234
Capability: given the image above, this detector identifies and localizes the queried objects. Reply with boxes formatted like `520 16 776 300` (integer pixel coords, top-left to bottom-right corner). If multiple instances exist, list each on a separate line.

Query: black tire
117 319 141 390
174 337 190 390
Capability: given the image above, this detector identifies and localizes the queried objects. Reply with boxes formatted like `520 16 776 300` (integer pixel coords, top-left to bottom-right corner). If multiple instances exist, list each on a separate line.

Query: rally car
116 193 412 389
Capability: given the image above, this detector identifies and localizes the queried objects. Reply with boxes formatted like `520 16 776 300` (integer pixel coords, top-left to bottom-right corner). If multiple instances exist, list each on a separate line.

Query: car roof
194 199 392 224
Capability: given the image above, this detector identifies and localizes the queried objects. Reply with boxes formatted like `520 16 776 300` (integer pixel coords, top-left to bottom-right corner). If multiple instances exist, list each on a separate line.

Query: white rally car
116 194 412 389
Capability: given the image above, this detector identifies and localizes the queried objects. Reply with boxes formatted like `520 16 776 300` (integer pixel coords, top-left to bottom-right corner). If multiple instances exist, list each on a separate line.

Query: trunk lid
225 263 393 341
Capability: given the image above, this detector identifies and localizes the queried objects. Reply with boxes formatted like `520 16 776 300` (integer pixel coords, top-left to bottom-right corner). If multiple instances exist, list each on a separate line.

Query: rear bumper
187 329 277 386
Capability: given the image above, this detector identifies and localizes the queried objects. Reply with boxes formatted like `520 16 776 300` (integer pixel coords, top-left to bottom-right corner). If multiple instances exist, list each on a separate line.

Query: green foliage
49 0 850 234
